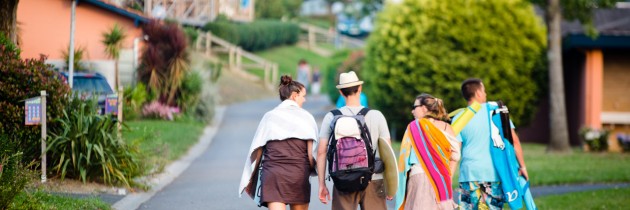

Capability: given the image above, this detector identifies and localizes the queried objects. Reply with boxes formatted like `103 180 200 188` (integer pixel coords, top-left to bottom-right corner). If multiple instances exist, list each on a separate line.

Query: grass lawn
10 191 110 210
123 119 205 162
390 141 630 186
534 187 630 209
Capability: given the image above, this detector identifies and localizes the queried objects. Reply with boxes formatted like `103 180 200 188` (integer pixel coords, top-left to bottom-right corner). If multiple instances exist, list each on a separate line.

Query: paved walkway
92 95 629 209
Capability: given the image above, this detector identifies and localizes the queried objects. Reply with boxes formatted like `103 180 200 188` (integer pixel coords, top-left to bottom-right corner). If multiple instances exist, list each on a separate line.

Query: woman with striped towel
395 93 461 210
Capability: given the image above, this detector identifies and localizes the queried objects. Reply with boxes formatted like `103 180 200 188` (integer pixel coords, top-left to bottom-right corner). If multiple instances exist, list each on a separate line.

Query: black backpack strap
330 109 343 116
357 108 371 116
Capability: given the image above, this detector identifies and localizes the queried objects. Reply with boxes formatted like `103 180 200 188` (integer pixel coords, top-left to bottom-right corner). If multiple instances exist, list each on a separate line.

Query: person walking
239 75 318 210
316 71 392 210
395 93 460 210
454 78 529 210
311 67 321 95
297 59 311 90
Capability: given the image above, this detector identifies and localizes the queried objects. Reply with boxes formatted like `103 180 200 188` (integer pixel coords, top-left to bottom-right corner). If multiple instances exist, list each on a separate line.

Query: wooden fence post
264 63 270 85
205 32 212 56
273 64 279 86
228 46 235 70
236 47 242 70
195 30 202 50
308 26 316 49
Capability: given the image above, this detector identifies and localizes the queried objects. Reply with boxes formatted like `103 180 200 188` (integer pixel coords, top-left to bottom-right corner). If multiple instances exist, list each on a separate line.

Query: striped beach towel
395 119 453 209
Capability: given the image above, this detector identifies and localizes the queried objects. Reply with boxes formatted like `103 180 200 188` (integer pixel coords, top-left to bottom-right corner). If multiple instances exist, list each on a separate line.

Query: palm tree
102 24 126 90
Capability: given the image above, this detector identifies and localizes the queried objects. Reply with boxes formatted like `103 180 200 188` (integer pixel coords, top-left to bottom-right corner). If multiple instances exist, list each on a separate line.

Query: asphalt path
138 95 348 210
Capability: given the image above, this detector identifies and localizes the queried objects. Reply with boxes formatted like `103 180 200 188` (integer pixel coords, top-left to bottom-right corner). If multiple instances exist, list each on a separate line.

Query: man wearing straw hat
316 71 392 210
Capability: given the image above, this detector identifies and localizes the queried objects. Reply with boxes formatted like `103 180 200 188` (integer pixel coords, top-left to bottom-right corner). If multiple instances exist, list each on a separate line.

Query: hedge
203 20 300 51
363 0 547 138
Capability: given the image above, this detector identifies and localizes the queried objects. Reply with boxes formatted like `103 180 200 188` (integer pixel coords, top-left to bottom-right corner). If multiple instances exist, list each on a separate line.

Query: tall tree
530 0 621 153
0 0 19 45
102 24 126 90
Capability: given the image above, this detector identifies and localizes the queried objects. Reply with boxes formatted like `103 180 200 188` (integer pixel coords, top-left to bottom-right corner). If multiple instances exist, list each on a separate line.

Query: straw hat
336 71 364 89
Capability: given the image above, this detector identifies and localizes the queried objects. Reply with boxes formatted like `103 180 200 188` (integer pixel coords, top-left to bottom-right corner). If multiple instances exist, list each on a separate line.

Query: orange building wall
17 0 144 60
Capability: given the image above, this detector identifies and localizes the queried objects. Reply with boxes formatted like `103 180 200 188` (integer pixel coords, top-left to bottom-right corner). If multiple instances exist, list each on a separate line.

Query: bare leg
268 202 286 210
289 203 309 210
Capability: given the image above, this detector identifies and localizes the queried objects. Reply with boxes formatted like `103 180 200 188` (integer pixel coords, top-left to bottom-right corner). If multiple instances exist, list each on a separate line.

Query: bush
580 127 610 152
192 62 221 123
0 135 32 209
178 71 203 114
256 0 303 19
325 50 352 103
47 96 148 188
364 0 547 137
123 83 149 121
203 20 300 51
0 34 71 163
138 20 190 106
183 26 200 47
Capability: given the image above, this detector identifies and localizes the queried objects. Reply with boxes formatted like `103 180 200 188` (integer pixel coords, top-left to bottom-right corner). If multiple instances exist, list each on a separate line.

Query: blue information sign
25 97 41 125
104 94 119 115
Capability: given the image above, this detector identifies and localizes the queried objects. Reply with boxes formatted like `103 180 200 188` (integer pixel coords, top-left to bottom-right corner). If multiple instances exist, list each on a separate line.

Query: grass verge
123 119 205 163
534 187 630 209
10 191 110 210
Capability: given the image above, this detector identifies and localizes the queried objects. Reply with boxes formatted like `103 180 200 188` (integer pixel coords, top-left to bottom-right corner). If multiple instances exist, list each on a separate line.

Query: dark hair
461 78 483 101
298 59 307 65
279 75 305 101
340 85 360 97
416 93 450 122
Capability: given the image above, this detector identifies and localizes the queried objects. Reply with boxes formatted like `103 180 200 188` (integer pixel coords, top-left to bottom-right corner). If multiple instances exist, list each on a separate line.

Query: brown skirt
260 138 311 206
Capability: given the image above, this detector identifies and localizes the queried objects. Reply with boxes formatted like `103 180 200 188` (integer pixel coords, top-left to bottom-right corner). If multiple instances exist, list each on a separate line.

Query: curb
112 106 227 210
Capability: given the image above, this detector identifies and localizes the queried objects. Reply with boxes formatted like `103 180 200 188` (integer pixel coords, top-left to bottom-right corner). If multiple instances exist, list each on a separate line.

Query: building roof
562 8 630 36
79 0 149 26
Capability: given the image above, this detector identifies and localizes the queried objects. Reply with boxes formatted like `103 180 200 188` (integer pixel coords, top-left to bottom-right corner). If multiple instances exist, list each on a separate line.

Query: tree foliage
364 0 547 137
530 0 621 35
255 0 303 19
0 34 70 163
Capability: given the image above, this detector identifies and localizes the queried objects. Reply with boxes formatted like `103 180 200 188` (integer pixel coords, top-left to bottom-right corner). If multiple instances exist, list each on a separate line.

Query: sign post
26 91 47 183
40 91 47 183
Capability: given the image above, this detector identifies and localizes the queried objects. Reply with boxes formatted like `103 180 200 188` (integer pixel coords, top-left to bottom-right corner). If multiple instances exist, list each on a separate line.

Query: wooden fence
298 23 365 50
195 31 279 89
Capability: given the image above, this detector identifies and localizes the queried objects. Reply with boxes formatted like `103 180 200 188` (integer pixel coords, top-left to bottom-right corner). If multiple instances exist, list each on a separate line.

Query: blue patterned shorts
458 181 504 210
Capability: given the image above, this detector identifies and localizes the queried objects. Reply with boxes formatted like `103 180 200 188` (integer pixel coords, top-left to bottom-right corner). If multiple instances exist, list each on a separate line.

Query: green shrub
0 135 32 209
193 63 221 123
364 0 547 137
203 20 300 51
123 83 149 121
0 34 71 163
179 71 203 114
256 0 303 19
47 96 148 188
183 26 200 46
138 20 190 106
325 50 352 103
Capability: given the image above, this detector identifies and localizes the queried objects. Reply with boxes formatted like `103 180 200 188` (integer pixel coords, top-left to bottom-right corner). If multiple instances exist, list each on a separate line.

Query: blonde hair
416 93 451 122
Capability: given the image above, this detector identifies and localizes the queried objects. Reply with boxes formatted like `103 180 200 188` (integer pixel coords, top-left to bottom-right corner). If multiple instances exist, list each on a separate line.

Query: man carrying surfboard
453 78 530 210
316 71 393 210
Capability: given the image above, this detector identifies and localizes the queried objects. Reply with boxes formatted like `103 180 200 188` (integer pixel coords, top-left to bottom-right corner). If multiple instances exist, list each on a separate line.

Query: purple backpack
327 108 375 192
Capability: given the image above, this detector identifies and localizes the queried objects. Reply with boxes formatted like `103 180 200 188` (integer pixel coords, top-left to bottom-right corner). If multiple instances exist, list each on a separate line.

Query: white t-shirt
319 106 390 180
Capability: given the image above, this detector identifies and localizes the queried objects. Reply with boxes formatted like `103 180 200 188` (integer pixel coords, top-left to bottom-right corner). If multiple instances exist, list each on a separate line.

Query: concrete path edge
112 106 227 210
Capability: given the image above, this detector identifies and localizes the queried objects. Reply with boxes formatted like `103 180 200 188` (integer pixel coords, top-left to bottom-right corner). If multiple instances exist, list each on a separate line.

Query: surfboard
451 101 481 135
378 137 398 197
